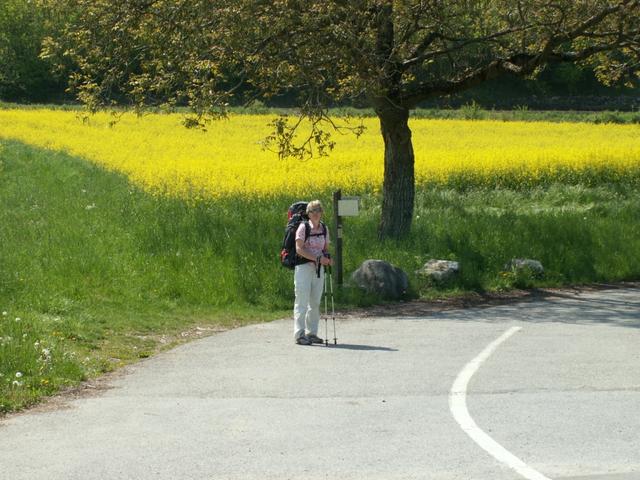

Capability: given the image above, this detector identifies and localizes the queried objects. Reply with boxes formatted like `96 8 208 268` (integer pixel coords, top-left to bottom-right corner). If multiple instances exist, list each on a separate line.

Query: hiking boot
296 335 312 346
306 334 324 344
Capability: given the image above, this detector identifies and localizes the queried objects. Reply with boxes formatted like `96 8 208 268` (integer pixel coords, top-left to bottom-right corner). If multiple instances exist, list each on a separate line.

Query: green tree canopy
48 0 640 238
0 0 69 102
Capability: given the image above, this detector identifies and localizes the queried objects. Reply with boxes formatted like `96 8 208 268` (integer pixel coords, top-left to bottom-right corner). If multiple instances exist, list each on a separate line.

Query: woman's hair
306 200 323 214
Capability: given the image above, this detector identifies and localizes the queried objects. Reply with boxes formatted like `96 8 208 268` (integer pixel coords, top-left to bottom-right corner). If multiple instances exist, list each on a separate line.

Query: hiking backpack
280 201 327 269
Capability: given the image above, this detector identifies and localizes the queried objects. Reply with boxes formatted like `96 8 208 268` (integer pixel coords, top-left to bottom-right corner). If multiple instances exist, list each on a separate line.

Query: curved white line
449 326 552 480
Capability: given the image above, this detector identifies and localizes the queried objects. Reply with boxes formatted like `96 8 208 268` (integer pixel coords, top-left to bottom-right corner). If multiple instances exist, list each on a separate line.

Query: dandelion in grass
41 348 52 363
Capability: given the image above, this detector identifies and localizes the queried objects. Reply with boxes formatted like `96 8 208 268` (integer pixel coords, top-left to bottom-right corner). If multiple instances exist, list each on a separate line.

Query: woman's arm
296 239 318 262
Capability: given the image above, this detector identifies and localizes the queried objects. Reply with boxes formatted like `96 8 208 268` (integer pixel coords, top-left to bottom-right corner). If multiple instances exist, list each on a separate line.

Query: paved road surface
1 287 639 480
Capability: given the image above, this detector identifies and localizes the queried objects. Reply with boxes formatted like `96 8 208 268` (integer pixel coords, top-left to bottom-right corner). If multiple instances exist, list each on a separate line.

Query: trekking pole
323 264 329 347
328 264 337 345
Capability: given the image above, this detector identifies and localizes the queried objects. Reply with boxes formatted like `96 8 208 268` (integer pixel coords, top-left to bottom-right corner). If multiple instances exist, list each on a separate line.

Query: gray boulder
507 258 544 278
350 260 408 300
416 259 460 283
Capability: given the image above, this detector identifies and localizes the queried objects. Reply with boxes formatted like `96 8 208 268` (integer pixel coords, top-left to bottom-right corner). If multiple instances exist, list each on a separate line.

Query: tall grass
0 141 289 412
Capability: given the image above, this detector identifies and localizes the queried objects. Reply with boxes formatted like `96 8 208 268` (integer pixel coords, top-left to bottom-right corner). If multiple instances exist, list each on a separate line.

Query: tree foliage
0 0 69 102
50 1 640 108
46 0 640 238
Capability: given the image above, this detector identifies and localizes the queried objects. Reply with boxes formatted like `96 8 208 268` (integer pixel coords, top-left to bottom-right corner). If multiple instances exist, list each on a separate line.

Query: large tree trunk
376 104 415 240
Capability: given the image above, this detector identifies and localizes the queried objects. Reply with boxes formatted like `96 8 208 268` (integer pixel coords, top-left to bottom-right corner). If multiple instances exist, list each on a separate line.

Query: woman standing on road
293 200 333 345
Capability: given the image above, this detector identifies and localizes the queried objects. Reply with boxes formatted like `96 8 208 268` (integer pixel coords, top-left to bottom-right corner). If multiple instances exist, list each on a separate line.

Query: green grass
337 184 640 296
3 100 640 124
0 140 288 412
1 139 640 412
333 104 640 124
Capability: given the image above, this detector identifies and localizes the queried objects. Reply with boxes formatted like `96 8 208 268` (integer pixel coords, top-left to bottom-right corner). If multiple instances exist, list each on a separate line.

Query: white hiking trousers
293 261 325 340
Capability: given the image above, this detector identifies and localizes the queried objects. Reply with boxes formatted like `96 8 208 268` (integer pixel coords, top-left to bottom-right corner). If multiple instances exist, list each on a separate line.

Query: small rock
507 258 544 278
416 259 460 283
350 259 408 300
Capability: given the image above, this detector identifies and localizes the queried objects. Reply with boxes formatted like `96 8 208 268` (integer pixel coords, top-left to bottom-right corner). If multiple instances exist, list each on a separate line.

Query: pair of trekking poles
316 258 337 346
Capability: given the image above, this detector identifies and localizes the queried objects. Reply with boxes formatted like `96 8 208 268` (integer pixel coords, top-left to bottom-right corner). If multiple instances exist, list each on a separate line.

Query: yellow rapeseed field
1 108 639 198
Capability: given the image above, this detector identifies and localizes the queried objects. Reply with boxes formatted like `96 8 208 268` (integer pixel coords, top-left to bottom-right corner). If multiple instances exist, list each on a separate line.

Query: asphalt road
1 287 639 480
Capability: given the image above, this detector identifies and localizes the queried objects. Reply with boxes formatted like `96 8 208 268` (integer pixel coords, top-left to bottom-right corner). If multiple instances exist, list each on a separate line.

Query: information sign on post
332 191 360 285
337 197 360 217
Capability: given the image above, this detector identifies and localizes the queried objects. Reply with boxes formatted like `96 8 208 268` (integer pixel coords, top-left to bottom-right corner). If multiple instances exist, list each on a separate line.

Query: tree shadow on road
345 283 640 330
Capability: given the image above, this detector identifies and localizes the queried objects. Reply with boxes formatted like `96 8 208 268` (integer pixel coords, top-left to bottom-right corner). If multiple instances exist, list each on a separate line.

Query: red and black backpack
280 201 326 269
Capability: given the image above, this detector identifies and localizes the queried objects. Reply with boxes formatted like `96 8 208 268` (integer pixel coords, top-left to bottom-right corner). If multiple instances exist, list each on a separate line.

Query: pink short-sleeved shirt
295 221 330 258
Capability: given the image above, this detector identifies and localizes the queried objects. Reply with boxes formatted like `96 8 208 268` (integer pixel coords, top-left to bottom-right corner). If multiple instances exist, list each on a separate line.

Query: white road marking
449 326 553 480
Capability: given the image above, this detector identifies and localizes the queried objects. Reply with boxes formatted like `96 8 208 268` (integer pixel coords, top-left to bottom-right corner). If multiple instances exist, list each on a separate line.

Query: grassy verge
1 139 639 412
2 100 640 124
344 185 640 295
0 140 289 412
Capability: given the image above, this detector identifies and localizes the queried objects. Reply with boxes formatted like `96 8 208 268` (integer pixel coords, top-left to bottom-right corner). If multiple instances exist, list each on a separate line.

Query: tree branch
402 25 536 70
400 47 621 108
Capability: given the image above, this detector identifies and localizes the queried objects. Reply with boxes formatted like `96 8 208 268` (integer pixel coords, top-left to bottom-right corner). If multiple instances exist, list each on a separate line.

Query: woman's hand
320 256 333 266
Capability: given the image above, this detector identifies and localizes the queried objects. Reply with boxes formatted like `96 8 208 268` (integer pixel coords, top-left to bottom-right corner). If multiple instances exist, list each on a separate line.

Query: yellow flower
1 109 638 197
